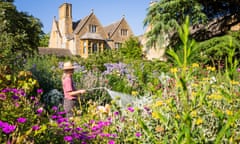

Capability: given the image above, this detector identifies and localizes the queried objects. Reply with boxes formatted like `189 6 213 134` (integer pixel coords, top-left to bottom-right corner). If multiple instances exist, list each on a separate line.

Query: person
62 61 86 118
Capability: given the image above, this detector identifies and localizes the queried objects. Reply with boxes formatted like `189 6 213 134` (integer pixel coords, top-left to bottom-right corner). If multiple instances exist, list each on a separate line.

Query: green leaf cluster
0 1 43 72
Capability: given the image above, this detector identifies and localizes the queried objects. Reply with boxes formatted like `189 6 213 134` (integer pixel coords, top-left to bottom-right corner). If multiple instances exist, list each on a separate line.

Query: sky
14 0 152 36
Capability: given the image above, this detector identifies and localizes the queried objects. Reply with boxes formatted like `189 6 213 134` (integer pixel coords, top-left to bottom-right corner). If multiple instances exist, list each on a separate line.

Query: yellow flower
196 118 203 125
208 93 223 100
191 83 198 88
131 91 138 96
229 136 233 143
152 112 159 119
170 67 178 73
206 66 216 71
191 92 197 97
225 110 233 116
154 100 163 107
191 110 197 117
202 77 209 81
192 63 199 68
175 114 180 119
230 80 239 85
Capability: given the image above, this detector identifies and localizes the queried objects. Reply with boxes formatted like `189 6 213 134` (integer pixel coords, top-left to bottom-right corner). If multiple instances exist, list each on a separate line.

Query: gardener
62 61 86 118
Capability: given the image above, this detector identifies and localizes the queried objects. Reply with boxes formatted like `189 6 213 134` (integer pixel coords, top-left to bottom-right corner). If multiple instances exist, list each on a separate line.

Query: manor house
48 3 134 58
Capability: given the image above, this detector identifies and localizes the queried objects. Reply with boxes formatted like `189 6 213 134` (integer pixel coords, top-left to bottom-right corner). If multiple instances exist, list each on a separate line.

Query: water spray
86 87 107 91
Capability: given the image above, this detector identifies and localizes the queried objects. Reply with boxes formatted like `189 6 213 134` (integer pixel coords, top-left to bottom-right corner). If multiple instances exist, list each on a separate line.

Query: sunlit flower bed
0 63 239 143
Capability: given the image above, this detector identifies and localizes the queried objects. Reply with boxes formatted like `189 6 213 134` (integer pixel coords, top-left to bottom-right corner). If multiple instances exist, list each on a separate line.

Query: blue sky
14 0 151 36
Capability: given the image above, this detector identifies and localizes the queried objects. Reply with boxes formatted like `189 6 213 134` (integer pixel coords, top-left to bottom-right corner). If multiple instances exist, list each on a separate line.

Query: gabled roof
104 17 130 38
104 20 121 38
73 12 94 34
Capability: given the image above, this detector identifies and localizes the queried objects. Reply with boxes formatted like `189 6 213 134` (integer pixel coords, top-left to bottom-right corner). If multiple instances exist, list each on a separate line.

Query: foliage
39 33 50 47
0 1 43 72
0 67 39 95
23 55 62 95
119 36 143 60
195 31 240 67
144 0 240 48
144 0 207 47
167 16 199 69
84 49 122 72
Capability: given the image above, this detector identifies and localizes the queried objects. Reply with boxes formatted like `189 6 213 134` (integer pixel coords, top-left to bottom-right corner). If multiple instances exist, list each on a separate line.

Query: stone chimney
58 3 73 36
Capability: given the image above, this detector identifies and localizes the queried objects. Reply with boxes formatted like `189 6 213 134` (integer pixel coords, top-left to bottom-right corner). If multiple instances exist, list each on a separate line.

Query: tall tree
119 36 143 60
144 0 240 48
39 33 50 47
0 1 43 71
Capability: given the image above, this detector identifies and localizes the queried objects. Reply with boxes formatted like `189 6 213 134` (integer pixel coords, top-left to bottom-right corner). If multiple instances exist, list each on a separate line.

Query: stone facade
48 3 134 58
140 1 167 61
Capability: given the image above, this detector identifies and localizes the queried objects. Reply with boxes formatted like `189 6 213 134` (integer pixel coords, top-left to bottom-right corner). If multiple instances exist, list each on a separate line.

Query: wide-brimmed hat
63 61 75 70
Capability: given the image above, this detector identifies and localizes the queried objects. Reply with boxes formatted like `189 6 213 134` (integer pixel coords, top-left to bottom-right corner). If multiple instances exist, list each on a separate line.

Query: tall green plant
167 15 197 72
225 37 239 80
166 16 199 143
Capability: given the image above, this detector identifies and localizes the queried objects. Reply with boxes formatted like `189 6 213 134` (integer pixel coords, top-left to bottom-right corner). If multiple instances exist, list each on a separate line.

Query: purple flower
136 132 142 137
237 68 240 72
17 117 27 123
57 117 68 124
0 93 6 100
64 136 73 142
51 115 58 119
0 120 7 128
12 95 20 100
37 89 43 94
57 111 66 115
30 96 35 101
15 102 20 107
76 127 83 131
108 140 115 144
52 106 58 111
111 133 117 138
127 107 134 112
36 107 43 114
32 125 40 131
2 123 16 134
114 111 119 116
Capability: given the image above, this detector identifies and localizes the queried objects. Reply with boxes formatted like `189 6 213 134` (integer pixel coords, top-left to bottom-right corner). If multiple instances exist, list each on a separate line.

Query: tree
144 0 240 48
119 36 143 60
39 33 50 47
0 1 43 71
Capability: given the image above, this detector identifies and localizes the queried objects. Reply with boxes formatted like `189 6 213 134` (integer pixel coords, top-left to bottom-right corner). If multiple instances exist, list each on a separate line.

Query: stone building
48 3 134 58
139 1 167 61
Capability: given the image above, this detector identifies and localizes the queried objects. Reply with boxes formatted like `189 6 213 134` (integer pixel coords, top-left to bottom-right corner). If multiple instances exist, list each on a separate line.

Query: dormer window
121 29 128 36
89 24 97 33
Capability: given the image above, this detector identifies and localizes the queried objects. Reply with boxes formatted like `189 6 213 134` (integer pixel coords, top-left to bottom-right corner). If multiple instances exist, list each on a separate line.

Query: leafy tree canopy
0 1 43 71
39 33 50 47
144 0 240 47
119 36 143 60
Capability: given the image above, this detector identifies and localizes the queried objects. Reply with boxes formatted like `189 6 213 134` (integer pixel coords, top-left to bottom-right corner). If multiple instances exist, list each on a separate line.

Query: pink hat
63 61 75 70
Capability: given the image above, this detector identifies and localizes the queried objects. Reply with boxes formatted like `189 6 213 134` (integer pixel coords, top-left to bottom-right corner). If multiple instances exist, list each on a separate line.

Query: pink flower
108 140 115 144
237 68 240 72
17 117 27 123
32 125 40 131
64 136 73 142
127 107 134 112
37 107 43 114
37 89 43 94
136 132 142 137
